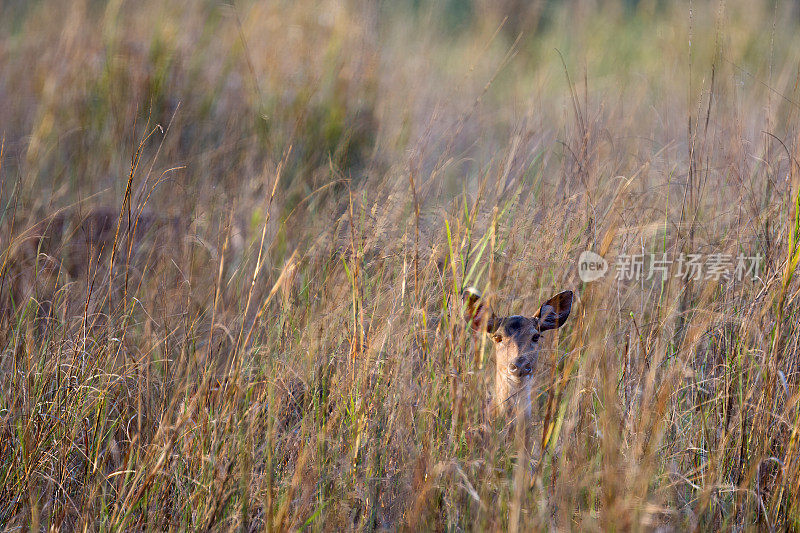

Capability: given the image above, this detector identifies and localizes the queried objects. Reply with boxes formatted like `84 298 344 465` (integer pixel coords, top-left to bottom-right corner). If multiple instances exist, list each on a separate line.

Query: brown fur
0 207 183 334
463 287 573 420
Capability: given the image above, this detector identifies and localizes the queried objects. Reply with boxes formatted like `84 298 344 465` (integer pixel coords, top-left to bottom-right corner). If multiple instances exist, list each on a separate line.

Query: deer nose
509 357 533 377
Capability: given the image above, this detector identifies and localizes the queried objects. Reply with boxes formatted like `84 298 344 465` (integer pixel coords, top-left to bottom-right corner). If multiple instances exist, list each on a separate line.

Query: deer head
462 287 573 417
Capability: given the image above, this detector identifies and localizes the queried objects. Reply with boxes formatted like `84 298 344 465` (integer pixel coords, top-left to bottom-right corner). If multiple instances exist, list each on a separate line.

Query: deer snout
509 356 533 378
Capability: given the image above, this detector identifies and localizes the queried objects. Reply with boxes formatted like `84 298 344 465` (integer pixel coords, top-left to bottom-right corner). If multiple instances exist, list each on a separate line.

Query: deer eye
492 334 503 343
531 333 540 343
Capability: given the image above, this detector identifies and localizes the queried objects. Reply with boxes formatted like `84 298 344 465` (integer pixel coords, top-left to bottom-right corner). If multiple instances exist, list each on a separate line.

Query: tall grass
2 0 800 529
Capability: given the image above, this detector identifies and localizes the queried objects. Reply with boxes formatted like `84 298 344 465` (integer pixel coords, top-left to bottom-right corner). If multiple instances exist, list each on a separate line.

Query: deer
462 287 573 421
0 207 183 336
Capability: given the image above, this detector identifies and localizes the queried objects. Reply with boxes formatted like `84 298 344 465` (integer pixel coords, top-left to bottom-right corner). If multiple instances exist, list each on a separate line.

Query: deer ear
533 290 573 332
461 287 497 333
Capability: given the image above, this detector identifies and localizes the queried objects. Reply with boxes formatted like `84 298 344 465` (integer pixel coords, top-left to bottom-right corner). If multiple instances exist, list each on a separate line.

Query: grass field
3 0 800 529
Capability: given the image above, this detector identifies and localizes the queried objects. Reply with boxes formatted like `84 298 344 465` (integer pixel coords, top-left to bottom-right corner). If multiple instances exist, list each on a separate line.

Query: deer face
462 287 573 414
490 315 541 381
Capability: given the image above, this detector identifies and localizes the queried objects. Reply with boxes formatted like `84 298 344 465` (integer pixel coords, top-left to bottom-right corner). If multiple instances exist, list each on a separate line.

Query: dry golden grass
2 0 800 529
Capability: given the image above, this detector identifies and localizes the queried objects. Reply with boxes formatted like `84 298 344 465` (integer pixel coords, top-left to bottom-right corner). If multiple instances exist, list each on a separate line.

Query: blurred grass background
3 0 800 529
